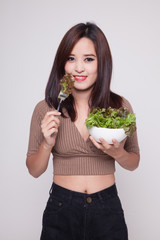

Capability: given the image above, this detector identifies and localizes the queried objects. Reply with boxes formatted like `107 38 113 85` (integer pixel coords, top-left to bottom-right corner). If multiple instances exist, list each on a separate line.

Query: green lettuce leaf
85 107 136 137
59 73 74 96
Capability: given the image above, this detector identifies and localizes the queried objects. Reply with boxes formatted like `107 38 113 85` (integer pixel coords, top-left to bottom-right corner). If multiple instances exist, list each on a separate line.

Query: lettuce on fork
58 73 75 97
85 107 136 137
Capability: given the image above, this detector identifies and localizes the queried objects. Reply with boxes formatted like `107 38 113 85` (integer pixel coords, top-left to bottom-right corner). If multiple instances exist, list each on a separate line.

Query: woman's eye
68 57 75 61
85 57 94 62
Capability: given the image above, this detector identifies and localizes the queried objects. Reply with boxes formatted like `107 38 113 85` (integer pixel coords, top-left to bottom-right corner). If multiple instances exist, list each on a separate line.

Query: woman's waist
53 174 115 194
52 155 115 175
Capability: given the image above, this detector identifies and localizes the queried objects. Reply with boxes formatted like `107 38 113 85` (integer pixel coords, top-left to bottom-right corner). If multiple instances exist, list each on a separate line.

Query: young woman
26 22 140 240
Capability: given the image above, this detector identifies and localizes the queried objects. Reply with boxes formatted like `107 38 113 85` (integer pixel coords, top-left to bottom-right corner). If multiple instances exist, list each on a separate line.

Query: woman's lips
74 75 87 81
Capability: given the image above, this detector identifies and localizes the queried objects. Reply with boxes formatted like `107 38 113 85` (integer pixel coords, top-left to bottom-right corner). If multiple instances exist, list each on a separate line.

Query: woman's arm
26 141 52 178
112 145 140 171
26 111 61 178
89 136 140 171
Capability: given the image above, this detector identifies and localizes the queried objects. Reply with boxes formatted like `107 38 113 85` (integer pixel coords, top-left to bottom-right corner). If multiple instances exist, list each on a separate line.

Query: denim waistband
49 182 118 202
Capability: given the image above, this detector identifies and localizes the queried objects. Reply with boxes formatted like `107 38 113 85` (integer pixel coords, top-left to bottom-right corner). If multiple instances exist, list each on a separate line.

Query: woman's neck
72 90 91 116
72 89 91 107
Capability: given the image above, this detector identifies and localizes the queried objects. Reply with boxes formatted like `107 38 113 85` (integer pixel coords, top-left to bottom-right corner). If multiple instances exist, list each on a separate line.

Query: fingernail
99 138 104 142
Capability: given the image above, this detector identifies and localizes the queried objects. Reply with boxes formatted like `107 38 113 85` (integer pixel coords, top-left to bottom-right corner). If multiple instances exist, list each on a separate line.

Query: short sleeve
26 100 51 156
122 97 140 155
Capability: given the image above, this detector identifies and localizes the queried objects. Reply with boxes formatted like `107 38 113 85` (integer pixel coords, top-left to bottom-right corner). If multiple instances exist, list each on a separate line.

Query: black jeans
40 182 128 240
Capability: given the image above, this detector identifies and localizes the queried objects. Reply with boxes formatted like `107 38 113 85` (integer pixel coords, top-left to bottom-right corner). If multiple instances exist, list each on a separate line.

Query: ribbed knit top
27 98 139 175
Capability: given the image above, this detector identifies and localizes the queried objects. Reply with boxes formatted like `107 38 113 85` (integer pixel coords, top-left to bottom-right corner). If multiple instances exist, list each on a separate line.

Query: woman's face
64 37 98 92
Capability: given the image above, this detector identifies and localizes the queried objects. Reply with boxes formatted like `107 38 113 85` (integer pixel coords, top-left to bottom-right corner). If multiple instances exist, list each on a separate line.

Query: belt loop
49 182 54 195
98 192 104 204
98 192 105 208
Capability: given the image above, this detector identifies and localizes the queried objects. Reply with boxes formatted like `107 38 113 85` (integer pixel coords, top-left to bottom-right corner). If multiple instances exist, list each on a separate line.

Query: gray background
1 0 160 239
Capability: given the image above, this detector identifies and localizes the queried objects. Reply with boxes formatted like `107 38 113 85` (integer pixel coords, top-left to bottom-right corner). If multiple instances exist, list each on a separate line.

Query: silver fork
50 91 67 137
56 91 67 112
50 73 74 137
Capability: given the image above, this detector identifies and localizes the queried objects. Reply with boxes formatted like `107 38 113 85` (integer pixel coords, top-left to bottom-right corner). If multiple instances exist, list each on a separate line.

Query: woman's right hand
41 111 61 148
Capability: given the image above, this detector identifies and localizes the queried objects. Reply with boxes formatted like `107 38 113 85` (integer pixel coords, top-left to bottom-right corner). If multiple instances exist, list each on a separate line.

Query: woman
26 22 140 239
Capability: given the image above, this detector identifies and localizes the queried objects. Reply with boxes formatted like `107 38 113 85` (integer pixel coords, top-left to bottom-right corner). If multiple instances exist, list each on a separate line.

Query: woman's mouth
74 75 87 81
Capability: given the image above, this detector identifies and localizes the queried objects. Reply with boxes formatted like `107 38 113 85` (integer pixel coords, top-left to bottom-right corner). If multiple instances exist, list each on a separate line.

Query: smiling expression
64 37 98 92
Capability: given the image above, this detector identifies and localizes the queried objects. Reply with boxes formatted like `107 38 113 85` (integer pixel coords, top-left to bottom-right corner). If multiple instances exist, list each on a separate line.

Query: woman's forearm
26 141 52 178
115 150 140 171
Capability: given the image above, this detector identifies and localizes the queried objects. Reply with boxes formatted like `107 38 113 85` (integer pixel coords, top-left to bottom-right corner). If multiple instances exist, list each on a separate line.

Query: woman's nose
75 60 84 73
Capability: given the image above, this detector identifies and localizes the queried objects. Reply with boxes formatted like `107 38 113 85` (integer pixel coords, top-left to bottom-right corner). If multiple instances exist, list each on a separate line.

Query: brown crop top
27 98 140 175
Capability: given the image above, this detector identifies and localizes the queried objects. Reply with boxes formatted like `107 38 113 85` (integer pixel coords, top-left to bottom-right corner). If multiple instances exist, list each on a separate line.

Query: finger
112 139 120 148
46 115 60 127
41 114 60 129
49 128 58 136
89 136 103 150
46 120 59 131
99 138 111 149
41 115 53 128
47 111 61 116
42 111 61 123
44 128 58 138
42 120 59 137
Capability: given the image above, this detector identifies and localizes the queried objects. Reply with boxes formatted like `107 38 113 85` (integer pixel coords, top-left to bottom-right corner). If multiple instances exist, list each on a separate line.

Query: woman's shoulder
32 99 54 118
34 99 51 110
121 96 134 113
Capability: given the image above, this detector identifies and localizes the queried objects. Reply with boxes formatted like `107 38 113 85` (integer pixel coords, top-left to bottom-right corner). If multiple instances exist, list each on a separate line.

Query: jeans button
86 197 92 203
58 202 62 206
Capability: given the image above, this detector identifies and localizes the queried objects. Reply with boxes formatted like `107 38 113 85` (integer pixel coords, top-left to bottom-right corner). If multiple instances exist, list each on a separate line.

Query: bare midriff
53 174 115 194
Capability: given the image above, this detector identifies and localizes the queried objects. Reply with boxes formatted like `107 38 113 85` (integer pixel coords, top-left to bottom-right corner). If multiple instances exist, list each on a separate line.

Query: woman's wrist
42 141 53 152
115 150 140 171
114 149 128 162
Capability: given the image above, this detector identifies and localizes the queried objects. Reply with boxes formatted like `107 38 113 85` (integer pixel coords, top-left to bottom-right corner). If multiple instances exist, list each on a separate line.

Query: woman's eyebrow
84 54 96 57
69 53 96 57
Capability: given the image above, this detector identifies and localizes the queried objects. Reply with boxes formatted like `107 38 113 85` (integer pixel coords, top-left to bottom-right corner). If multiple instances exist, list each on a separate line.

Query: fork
50 73 74 137
50 91 67 137
56 91 68 112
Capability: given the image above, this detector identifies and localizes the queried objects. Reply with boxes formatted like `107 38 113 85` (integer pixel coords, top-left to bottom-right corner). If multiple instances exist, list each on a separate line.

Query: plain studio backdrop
0 0 160 239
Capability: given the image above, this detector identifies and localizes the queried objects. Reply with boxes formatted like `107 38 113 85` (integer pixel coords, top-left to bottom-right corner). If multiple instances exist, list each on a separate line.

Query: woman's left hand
89 136 127 159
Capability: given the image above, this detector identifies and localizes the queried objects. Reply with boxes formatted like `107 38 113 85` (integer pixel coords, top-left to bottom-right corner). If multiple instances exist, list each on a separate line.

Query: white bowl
88 126 126 144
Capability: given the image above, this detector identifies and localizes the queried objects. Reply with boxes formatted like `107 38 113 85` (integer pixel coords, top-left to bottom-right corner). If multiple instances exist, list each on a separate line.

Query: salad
85 107 136 137
59 73 75 98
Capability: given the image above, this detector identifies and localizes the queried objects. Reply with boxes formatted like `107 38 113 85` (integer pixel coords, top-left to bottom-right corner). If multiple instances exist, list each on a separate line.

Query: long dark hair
45 22 122 121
